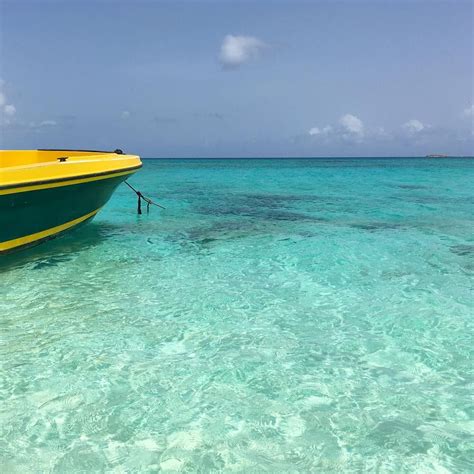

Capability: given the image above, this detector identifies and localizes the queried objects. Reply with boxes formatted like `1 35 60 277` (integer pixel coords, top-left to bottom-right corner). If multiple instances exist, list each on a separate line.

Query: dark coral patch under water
450 244 474 256
349 221 406 232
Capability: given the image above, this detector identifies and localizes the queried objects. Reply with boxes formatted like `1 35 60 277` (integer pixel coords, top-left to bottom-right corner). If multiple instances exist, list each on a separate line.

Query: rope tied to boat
124 181 165 214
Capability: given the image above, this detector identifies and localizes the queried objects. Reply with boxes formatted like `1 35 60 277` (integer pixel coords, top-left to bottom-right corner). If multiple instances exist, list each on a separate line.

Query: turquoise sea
1 158 473 473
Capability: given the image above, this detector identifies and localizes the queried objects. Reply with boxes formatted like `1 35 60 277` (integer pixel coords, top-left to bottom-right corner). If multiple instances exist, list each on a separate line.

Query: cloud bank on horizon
0 1 472 156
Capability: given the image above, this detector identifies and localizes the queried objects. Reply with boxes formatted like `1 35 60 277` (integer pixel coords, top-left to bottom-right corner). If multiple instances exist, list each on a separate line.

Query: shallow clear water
1 158 473 473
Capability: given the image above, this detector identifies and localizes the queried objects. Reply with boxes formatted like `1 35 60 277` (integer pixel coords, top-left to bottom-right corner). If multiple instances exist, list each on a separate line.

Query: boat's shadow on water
0 222 120 272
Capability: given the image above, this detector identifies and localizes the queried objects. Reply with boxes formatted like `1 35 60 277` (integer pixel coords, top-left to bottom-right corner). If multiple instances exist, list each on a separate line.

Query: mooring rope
124 181 165 214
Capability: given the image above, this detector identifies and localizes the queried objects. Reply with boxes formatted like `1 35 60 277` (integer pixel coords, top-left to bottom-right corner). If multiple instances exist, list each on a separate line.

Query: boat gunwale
0 164 142 191
36 148 121 153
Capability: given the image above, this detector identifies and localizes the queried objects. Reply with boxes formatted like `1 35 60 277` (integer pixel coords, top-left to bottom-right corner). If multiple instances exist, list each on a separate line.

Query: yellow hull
0 149 142 253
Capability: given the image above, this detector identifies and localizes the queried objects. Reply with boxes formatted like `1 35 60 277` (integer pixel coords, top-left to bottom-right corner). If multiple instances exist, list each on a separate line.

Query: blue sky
0 0 472 157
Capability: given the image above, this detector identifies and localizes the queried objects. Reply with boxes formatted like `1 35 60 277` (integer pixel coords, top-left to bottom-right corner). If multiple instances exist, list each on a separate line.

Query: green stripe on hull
0 175 127 243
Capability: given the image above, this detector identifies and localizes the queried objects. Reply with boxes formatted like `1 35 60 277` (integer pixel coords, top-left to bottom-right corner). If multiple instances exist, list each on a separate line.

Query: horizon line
139 155 474 159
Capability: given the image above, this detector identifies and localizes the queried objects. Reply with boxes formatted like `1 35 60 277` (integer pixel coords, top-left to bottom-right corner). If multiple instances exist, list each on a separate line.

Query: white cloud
463 104 474 117
4 104 16 116
27 120 57 129
219 35 266 68
121 110 130 119
0 82 17 116
39 120 57 126
307 116 394 144
403 119 425 133
340 114 364 135
308 125 333 137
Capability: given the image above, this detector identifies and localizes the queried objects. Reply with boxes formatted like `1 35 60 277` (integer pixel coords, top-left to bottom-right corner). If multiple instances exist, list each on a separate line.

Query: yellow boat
0 149 142 254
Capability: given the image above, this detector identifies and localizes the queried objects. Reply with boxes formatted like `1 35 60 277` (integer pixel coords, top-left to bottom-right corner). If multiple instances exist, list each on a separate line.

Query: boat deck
0 149 142 192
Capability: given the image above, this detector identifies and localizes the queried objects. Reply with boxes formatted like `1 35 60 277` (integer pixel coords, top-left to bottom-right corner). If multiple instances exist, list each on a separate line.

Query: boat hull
0 169 137 254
